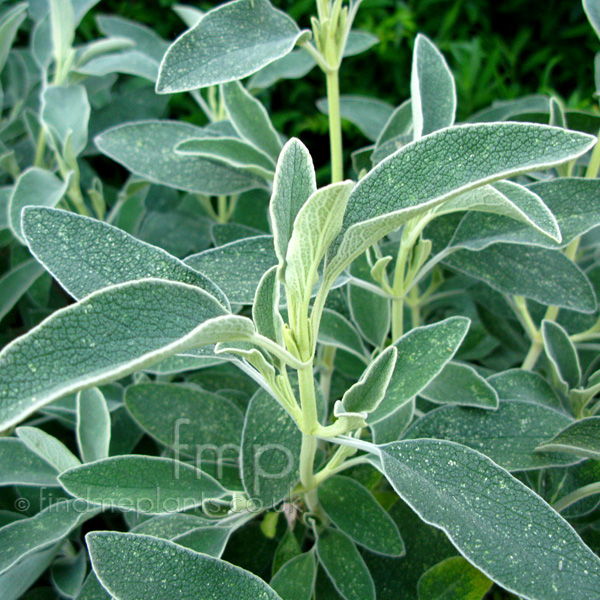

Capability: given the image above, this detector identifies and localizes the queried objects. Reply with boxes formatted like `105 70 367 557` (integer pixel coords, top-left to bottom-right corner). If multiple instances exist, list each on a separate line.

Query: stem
217 195 228 223
553 482 600 513
585 133 600 180
318 345 336 407
325 68 343 184
34 128 47 168
298 363 319 511
522 340 544 371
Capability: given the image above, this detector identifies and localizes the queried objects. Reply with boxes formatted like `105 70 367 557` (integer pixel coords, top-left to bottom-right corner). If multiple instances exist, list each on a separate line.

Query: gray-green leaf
537 417 600 460
417 556 492 600
271 553 316 600
542 320 581 389
16 426 81 472
76 388 111 463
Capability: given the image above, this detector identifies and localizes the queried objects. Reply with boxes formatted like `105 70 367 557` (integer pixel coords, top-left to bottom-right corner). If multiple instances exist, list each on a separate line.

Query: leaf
87 531 283 599
125 382 244 455
241 388 301 508
420 362 499 409
95 121 267 195
0 500 99 577
0 259 44 323
542 320 581 389
341 346 397 414
370 399 415 444
318 309 368 362
16 426 81 472
417 556 492 600
77 388 111 463
271 552 316 600
59 455 227 514
221 80 282 160
487 369 563 410
8 168 68 243
253 266 285 347
285 182 354 304
444 244 597 313
468 95 550 123
50 0 74 67
317 95 394 142
173 526 231 557
175 137 276 178
369 317 470 424
378 439 600 600
156 0 308 92
326 124 595 282
249 48 315 90
318 475 404 556
22 206 228 307
0 279 256 430
317 528 375 600
0 438 59 486
42 85 90 156
0 4 27 73
77 572 112 600
584 0 600 39
76 49 159 81
270 138 317 272
411 34 456 139
185 235 277 304
537 417 600 460
405 400 578 471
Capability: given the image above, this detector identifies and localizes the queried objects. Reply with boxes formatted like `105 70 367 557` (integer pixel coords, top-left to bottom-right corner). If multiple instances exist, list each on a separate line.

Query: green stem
217 195 228 223
298 363 319 510
585 133 600 180
318 345 337 407
34 128 47 168
325 68 343 184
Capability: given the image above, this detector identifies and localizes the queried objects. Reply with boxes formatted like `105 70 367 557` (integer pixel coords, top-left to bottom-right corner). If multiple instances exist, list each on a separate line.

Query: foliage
0 0 600 599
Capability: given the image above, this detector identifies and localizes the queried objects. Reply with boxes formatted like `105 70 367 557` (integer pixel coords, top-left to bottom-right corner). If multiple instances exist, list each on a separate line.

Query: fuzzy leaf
23 206 228 307
317 528 375 600
318 308 368 361
0 259 44 323
270 553 316 600
417 556 492 600
487 369 562 410
16 426 81 472
0 4 27 73
270 138 317 271
221 80 282 159
342 346 397 414
87 531 283 599
185 235 277 304
174 526 231 557
369 317 470 423
405 400 578 471
0 438 59 486
537 417 600 460
379 439 600 600
318 475 404 556
95 120 267 195
125 382 244 454
156 0 308 92
241 389 301 508
444 244 596 313
0 279 255 430
253 266 285 346
59 455 227 514
542 320 581 389
411 34 456 139
77 388 111 463
9 168 68 243
584 0 600 39
420 362 499 409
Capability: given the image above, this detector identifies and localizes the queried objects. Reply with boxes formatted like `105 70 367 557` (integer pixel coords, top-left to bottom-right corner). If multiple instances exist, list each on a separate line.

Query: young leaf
318 308 368 362
0 279 253 430
270 139 317 273
378 439 600 599
317 528 376 600
0 259 44 323
23 206 228 307
95 121 267 195
420 362 499 409
125 382 244 454
156 0 308 92
221 80 283 160
444 244 597 313
537 417 600 460
16 426 81 472
59 455 227 514
411 34 457 139
584 0 600 39
285 181 354 304
241 389 301 508
316 95 394 142
417 556 492 600
341 346 397 414
184 235 277 304
0 438 59 486
77 388 111 463
0 500 99 578
542 320 582 389
326 124 595 283
8 168 68 242
369 317 470 423
50 0 74 68
318 475 404 556
271 552 316 600
253 266 285 347
405 401 578 471
487 368 563 410
87 531 283 599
